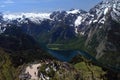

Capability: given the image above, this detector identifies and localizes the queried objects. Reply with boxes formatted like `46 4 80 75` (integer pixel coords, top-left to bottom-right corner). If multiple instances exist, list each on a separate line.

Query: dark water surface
47 49 120 71
48 49 96 62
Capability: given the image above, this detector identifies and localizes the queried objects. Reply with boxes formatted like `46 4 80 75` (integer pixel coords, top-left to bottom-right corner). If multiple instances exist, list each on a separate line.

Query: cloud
4 0 14 4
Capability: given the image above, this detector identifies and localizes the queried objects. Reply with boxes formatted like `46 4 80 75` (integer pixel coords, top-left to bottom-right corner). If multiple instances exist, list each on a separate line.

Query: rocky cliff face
82 0 120 68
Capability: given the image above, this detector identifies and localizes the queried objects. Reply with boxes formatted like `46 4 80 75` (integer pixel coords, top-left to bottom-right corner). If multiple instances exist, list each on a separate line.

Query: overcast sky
0 0 101 13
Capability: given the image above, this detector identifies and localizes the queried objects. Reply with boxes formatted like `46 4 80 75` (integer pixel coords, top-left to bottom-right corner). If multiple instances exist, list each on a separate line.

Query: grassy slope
0 48 16 80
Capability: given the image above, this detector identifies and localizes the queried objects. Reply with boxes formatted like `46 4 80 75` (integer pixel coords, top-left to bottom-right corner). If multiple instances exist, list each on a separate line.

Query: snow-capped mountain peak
67 9 80 14
3 13 51 23
88 0 120 25
0 0 120 35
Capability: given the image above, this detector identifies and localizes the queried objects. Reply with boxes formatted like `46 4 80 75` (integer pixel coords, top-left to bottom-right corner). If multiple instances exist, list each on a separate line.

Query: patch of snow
67 9 80 14
104 7 109 15
91 14 94 17
58 19 62 22
97 11 103 20
113 4 116 8
80 32 85 35
93 20 98 23
2 28 6 32
74 16 82 27
98 17 106 24
89 20 92 24
75 27 78 34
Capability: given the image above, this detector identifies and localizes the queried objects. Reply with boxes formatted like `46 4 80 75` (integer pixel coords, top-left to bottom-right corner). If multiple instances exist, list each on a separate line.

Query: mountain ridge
0 0 120 70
